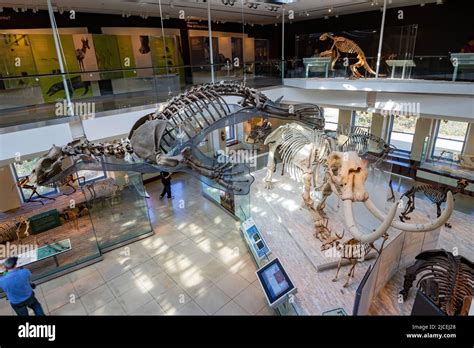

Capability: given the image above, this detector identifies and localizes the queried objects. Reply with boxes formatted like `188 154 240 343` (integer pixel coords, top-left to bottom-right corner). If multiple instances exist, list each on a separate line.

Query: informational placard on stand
241 218 270 261
256 258 297 309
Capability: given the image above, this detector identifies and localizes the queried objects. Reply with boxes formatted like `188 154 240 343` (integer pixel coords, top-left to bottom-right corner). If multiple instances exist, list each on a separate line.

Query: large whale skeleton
29 81 325 195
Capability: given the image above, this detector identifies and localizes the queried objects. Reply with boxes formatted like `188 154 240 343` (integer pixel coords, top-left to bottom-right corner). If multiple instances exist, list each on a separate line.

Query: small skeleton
322 232 388 287
399 179 469 228
0 216 31 245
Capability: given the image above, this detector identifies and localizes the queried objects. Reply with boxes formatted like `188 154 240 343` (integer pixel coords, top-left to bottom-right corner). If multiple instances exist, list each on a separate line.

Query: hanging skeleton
399 179 469 228
28 82 325 196
399 249 474 316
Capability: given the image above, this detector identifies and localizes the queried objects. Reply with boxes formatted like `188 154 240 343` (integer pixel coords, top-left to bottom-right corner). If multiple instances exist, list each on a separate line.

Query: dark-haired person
159 171 173 199
0 257 45 316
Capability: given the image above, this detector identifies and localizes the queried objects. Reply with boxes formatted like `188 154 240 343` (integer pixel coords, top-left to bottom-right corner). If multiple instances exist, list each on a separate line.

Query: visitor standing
0 257 45 316
160 171 172 199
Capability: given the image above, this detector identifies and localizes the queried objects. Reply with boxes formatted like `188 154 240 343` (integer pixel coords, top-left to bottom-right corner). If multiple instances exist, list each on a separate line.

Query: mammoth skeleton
261 123 454 245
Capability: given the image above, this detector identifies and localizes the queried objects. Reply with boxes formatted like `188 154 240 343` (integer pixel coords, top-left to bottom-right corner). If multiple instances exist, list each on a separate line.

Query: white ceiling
1 0 440 24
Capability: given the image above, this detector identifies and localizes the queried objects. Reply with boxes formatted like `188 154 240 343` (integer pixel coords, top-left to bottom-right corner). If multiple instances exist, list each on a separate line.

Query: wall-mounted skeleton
400 249 474 315
29 82 325 196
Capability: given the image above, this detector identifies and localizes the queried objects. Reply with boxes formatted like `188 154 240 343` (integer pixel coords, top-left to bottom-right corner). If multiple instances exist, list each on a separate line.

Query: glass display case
0 194 102 285
85 172 154 252
201 181 250 223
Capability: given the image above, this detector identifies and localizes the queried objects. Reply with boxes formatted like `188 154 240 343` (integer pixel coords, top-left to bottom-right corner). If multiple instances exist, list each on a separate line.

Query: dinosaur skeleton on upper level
29 82 324 195
319 33 380 79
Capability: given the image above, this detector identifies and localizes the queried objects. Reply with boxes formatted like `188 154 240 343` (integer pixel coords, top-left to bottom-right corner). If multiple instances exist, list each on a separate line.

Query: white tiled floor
0 174 274 316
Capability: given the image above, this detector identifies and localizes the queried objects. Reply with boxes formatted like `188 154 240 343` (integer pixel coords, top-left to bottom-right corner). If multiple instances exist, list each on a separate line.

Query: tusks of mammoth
364 191 454 232
343 199 399 244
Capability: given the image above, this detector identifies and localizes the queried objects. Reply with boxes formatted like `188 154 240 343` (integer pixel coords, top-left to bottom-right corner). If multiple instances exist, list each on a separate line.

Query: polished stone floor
0 173 273 316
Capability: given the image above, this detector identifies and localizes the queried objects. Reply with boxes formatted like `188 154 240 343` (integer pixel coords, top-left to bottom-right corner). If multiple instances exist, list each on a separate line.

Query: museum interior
0 0 472 317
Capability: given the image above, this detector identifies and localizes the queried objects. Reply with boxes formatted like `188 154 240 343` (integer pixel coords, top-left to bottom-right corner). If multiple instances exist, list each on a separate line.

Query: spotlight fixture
0 7 3 12
328 8 332 13
13 7 19 12
21 6 27 12
59 7 64 14
221 0 236 6
436 0 443 4
266 5 279 12
324 15 329 19
305 11 309 17
247 2 259 9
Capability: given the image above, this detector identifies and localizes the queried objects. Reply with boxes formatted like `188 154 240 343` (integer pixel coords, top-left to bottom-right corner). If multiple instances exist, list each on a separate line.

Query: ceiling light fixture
222 0 236 6
247 2 259 9
13 7 19 12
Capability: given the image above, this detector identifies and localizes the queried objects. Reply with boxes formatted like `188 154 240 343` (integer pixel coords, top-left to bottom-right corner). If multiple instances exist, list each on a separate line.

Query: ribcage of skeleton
341 242 371 259
337 40 363 55
415 185 447 204
341 127 386 155
156 83 256 153
278 127 327 182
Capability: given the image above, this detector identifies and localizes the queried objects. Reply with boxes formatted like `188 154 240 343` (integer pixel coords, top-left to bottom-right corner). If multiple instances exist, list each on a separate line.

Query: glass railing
283 54 474 82
1 55 471 129
0 61 283 129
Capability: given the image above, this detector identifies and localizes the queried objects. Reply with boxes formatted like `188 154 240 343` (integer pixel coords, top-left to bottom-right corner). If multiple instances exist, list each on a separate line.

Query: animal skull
323 151 454 243
29 145 64 186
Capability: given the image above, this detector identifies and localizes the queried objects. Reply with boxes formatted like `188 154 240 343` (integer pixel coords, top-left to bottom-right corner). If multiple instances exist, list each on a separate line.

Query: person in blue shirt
0 257 45 316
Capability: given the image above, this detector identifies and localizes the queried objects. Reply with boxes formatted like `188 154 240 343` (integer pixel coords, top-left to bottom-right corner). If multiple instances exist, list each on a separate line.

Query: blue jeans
11 293 45 316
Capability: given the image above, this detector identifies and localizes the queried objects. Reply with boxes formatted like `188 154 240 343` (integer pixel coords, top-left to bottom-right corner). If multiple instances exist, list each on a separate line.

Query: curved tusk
342 199 399 243
364 191 454 232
